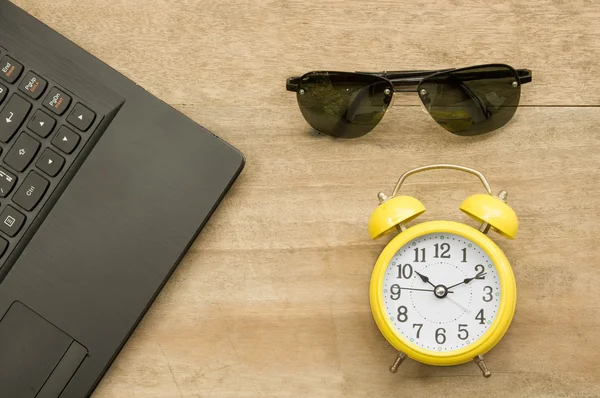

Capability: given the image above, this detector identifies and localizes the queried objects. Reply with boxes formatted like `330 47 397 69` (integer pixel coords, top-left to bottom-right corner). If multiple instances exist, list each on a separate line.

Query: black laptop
0 2 244 396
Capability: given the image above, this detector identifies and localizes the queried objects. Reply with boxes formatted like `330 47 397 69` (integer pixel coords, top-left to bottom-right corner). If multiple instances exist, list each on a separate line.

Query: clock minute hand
447 272 487 290
414 271 437 288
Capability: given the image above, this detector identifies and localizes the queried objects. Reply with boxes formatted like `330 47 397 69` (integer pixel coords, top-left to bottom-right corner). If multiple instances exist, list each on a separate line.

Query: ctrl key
13 171 49 211
0 205 25 237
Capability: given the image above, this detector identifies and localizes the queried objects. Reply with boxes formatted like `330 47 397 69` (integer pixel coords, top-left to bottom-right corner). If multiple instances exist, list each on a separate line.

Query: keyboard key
0 83 7 104
19 71 47 99
67 103 95 131
36 149 64 177
0 94 31 143
5 133 40 172
0 167 17 197
52 126 79 154
0 56 23 83
0 236 7 258
43 87 71 115
27 110 56 138
0 205 25 237
13 171 49 211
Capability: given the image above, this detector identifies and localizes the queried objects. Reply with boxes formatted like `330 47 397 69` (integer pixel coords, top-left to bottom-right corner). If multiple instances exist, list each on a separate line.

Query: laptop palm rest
0 302 88 398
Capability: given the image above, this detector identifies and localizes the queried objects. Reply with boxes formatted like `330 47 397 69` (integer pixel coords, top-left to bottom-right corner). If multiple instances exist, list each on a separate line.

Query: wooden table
12 0 600 396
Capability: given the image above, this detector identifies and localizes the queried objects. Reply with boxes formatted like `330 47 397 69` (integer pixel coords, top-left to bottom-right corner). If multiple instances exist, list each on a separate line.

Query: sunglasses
286 64 532 138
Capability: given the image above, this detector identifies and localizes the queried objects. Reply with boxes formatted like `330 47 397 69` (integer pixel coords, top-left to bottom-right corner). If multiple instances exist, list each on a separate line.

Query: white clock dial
382 232 500 352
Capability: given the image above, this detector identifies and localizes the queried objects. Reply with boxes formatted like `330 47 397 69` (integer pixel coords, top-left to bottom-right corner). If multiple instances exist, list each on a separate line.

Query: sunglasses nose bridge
390 77 422 93
386 90 423 110
393 87 420 93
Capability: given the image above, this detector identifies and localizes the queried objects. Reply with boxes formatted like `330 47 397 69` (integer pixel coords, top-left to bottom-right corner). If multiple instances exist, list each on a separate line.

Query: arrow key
67 103 95 132
36 148 65 177
27 110 56 138
51 125 80 154
5 133 40 172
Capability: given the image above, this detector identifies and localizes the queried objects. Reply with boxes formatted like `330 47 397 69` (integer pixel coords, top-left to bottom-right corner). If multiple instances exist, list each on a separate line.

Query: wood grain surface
11 0 600 397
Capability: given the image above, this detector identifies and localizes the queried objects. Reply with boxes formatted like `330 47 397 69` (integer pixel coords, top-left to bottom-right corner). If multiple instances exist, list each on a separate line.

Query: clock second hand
446 295 470 313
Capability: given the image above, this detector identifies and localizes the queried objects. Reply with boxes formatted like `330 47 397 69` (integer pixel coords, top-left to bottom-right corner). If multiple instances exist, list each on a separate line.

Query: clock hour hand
414 271 437 288
447 272 487 290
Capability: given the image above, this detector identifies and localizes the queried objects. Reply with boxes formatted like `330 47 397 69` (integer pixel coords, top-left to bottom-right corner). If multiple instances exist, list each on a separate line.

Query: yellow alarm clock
368 164 518 377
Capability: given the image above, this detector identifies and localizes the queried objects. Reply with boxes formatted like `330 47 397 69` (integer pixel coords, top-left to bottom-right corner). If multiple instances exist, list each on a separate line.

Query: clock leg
473 355 492 378
389 352 407 373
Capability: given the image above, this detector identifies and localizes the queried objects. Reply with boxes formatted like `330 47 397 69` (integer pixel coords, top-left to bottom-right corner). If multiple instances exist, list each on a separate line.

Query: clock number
397 306 408 322
435 328 446 344
433 243 451 258
475 309 487 325
457 324 469 340
474 264 486 279
483 286 493 302
412 323 423 339
396 264 413 279
390 284 401 300
461 248 467 263
413 248 425 262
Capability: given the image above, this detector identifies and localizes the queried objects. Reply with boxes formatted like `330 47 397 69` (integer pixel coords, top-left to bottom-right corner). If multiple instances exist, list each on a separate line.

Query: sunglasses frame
286 64 532 136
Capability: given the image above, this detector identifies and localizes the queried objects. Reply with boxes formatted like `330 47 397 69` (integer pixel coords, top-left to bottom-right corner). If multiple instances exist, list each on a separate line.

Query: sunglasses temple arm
286 76 302 92
383 68 532 84
445 69 533 85
516 69 532 84
286 68 532 92
378 69 455 79
285 72 434 93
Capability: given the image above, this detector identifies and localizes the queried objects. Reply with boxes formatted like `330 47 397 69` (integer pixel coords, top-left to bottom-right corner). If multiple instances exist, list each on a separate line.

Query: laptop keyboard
0 48 103 271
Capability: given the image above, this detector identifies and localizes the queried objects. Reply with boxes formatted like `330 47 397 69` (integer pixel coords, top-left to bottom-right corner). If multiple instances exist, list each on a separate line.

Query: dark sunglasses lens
296 72 393 138
418 65 521 136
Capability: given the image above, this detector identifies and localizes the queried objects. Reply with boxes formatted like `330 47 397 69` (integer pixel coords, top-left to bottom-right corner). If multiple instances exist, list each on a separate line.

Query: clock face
382 232 500 352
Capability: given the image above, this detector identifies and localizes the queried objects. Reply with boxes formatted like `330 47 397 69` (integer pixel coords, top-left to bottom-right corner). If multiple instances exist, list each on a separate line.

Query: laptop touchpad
0 302 88 398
